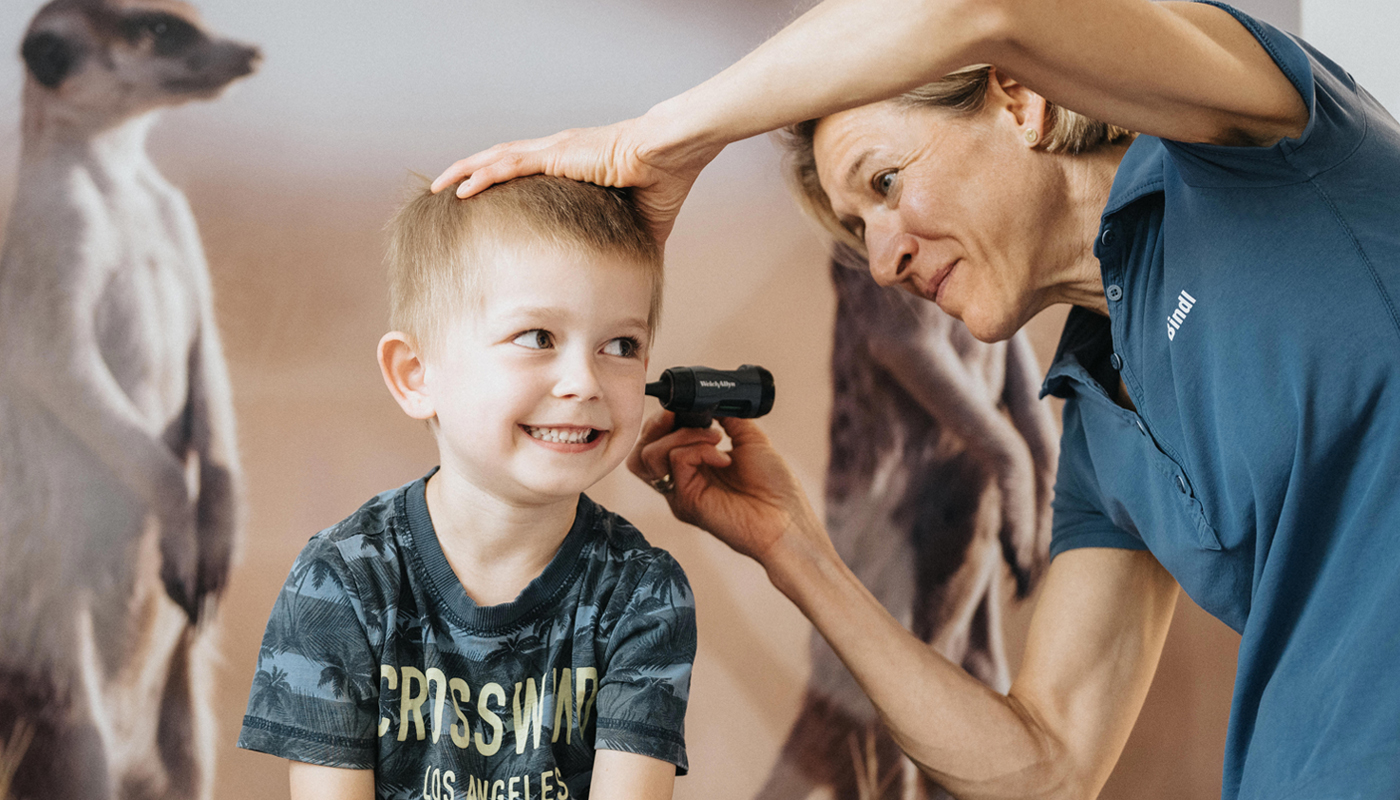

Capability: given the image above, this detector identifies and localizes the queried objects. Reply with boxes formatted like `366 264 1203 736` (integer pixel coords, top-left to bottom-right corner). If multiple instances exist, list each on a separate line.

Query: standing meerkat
0 1 257 797
757 245 1058 800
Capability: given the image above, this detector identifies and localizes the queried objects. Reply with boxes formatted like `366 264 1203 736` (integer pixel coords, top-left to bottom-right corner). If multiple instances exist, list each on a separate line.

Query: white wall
1233 0 1300 33
1301 0 1400 116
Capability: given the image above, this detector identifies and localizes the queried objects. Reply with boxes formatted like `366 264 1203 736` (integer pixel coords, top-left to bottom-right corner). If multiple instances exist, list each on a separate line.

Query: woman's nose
866 225 917 287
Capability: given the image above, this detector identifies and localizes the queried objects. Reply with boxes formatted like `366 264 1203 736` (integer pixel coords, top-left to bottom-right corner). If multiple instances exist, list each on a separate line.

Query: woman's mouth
521 425 602 445
929 259 959 304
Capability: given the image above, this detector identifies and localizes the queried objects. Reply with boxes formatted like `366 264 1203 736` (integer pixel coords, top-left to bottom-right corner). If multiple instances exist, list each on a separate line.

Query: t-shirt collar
401 469 596 631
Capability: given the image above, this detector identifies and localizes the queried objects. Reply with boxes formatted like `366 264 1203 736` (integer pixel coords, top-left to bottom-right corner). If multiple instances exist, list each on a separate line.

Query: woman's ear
378 332 436 420
985 67 1049 148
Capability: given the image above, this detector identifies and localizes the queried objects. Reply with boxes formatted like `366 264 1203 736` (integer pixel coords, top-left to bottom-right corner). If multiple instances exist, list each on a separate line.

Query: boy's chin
510 464 623 504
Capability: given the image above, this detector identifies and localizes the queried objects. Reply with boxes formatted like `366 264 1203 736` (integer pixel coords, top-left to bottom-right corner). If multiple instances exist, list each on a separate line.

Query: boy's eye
512 330 552 350
602 337 640 358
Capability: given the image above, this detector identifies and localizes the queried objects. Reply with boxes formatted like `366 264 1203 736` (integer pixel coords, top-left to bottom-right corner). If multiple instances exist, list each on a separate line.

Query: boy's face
422 245 654 505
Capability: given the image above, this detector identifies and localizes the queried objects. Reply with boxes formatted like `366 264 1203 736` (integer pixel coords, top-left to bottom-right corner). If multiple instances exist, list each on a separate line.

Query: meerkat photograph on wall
0 1 257 797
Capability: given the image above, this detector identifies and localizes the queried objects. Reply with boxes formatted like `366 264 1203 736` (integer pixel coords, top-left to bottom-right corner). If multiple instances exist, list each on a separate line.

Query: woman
433 1 1400 797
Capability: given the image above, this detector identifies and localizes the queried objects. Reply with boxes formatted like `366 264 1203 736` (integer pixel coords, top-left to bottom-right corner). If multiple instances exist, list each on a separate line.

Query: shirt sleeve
237 534 382 768
1049 407 1152 560
1163 2 1367 185
593 554 696 774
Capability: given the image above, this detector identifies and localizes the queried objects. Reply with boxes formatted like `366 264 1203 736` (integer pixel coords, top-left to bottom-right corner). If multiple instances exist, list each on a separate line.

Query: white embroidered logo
1166 290 1197 341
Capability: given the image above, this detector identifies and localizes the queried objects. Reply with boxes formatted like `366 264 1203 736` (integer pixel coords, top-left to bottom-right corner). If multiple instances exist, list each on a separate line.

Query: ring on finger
650 474 676 495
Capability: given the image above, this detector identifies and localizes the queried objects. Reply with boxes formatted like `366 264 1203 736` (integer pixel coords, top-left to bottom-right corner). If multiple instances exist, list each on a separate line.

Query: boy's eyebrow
495 305 650 332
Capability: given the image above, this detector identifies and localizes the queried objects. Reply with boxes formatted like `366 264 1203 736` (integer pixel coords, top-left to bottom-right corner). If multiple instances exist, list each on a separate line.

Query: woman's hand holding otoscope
629 365 827 571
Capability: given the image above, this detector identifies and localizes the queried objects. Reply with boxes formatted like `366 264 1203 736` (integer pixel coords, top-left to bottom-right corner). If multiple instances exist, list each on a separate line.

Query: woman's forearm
644 0 993 151
761 526 1179 799
642 0 1306 156
761 522 1069 797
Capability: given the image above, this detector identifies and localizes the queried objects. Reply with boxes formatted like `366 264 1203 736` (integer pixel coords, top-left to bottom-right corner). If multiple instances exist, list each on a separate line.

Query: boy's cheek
612 396 647 448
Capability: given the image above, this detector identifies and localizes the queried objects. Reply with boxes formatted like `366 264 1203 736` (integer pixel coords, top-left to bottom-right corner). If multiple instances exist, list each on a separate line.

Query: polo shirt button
1110 353 1123 371
1136 419 1148 436
1106 284 1123 301
1101 226 1116 247
1176 475 1188 494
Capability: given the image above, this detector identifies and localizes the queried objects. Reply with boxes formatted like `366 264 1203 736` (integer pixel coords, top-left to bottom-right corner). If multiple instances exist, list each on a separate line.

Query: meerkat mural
757 246 1058 800
0 1 257 797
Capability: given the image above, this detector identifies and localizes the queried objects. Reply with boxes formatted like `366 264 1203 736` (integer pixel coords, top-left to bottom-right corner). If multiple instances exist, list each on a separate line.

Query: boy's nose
553 353 603 400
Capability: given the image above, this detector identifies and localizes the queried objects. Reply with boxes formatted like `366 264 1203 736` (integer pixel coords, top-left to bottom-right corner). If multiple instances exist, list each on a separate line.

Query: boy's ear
378 332 436 420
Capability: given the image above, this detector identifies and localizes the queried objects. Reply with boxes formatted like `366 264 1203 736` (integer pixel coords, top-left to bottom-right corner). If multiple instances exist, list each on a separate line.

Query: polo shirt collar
1099 135 1168 220
1041 136 1167 399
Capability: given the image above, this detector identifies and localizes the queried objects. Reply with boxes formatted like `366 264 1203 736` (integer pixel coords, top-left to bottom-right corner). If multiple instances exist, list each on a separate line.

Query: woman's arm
789 542 1178 798
288 762 375 800
589 750 678 800
435 0 1306 234
630 415 1179 798
652 0 1305 149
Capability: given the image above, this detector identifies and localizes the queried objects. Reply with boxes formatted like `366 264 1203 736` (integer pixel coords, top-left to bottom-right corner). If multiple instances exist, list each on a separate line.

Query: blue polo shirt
1041 5 1400 798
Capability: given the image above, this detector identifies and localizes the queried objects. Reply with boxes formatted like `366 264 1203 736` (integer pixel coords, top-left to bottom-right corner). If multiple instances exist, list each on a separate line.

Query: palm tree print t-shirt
238 472 695 800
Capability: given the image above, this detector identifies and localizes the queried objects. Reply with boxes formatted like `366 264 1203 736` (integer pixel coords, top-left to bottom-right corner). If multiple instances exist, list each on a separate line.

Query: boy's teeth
526 426 593 444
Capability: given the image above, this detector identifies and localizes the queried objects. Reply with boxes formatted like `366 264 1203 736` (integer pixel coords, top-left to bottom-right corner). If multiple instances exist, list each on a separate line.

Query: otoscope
645 365 776 428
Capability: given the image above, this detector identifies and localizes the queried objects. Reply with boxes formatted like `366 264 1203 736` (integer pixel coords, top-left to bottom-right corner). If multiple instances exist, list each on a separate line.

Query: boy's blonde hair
386 175 663 355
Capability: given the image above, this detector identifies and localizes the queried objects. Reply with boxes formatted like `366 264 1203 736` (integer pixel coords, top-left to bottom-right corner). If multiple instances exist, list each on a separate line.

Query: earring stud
1025 129 1040 145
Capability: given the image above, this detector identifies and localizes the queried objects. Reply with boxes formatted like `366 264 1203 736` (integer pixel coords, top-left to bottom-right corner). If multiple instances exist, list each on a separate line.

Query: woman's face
813 99 1078 342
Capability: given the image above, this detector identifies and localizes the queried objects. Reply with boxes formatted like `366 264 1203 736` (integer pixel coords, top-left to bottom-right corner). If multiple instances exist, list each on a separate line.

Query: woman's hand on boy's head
628 412 820 568
430 115 720 245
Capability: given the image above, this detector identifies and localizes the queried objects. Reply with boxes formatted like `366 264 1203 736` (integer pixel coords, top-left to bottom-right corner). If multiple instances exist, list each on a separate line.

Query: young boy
238 176 695 800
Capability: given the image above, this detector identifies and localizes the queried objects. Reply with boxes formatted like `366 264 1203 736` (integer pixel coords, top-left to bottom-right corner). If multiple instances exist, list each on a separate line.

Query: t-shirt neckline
401 469 595 631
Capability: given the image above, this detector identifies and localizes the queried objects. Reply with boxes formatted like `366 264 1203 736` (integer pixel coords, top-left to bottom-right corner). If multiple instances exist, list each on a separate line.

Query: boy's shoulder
579 495 681 567
576 495 691 606
288 478 413 592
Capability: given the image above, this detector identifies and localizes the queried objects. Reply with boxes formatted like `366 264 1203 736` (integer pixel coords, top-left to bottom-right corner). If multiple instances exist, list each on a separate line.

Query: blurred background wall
2 0 1390 797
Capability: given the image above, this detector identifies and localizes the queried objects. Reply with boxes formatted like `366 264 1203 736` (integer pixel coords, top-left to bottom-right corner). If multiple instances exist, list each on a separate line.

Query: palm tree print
251 666 292 716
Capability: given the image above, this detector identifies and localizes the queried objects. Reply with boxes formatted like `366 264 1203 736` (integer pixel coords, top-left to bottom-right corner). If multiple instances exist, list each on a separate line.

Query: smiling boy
237 176 694 800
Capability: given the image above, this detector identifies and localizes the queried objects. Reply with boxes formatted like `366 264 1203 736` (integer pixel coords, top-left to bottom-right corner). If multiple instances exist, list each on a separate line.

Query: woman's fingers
626 413 821 566
431 126 619 198
716 415 768 447
430 142 517 194
627 410 677 478
430 131 571 194
440 150 537 199
628 412 725 482
430 117 716 244
666 437 734 484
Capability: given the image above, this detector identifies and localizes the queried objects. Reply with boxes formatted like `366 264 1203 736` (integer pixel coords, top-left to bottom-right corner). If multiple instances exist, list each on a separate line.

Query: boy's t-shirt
237 471 695 800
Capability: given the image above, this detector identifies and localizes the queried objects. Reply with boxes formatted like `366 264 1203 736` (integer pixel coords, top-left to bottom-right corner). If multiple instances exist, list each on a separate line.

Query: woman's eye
512 330 552 350
150 21 168 36
873 170 898 196
602 337 639 358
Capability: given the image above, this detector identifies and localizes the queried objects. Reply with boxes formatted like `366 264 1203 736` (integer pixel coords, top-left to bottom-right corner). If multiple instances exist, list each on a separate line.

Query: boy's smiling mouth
521 425 602 446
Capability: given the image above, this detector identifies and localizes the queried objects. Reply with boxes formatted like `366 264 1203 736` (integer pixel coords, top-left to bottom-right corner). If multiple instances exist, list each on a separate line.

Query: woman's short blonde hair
385 175 663 357
782 65 1136 252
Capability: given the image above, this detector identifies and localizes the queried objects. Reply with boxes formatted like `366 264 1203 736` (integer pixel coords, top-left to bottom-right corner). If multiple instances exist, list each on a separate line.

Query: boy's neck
424 467 580 607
